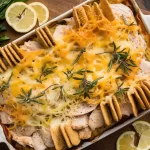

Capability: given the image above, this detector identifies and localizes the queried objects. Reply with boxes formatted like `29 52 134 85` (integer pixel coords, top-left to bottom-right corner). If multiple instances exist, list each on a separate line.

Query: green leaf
0 24 7 32
0 35 10 43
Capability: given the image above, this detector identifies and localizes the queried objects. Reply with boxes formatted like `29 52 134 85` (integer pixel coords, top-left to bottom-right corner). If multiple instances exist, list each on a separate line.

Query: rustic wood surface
0 0 150 150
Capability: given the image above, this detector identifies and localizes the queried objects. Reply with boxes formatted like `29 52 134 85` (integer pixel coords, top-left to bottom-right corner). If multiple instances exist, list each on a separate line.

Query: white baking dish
2 0 150 149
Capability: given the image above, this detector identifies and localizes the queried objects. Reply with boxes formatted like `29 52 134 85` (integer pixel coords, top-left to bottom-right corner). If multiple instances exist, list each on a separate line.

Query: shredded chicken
71 115 88 130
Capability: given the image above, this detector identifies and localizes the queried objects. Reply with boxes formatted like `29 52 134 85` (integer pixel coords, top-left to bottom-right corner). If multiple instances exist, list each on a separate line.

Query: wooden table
0 0 150 150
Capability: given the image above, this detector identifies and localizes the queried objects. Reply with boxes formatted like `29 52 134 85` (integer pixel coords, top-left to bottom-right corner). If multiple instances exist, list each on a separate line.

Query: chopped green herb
0 24 7 32
73 73 103 98
72 48 86 65
0 73 13 92
122 15 136 26
0 35 10 43
36 64 57 84
115 82 129 98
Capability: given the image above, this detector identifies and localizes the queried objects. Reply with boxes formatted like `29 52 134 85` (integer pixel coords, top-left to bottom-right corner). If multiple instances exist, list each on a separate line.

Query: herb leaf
0 35 10 43
72 48 86 65
36 64 57 84
0 73 13 92
73 73 103 98
0 24 7 32
122 15 136 26
115 82 129 98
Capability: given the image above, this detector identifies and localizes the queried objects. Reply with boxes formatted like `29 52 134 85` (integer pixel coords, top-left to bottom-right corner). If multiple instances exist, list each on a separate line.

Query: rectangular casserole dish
1 0 150 150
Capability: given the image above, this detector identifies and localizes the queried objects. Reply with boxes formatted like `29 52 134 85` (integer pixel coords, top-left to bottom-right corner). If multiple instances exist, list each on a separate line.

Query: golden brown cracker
133 87 146 110
36 29 49 48
50 124 67 150
143 80 150 90
127 91 138 117
141 82 150 101
0 57 7 71
100 102 113 126
64 121 80 146
112 95 122 120
83 5 96 20
136 86 150 109
93 2 103 20
60 124 72 148
76 6 88 26
0 67 4 73
44 26 55 46
8 45 21 62
4 47 18 65
73 7 81 28
0 48 13 67
100 0 115 21
107 97 118 122
11 43 23 59
39 28 53 47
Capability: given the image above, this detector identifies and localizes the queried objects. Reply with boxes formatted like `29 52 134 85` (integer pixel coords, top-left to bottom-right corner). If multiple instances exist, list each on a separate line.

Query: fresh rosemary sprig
115 82 129 98
36 63 57 84
52 85 66 100
96 42 137 75
122 15 136 26
63 68 93 80
72 48 86 65
73 73 103 98
0 73 13 92
17 84 58 104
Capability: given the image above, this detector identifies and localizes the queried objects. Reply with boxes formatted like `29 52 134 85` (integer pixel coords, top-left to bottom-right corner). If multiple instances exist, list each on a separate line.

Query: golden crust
8 45 21 62
93 2 103 20
100 102 113 126
76 6 88 26
73 7 81 28
0 47 13 67
127 91 138 117
83 4 96 20
107 97 119 122
44 26 55 46
4 46 18 65
35 29 49 48
50 125 67 150
0 57 7 71
136 86 150 109
60 124 72 148
112 95 122 120
100 0 115 21
64 121 80 146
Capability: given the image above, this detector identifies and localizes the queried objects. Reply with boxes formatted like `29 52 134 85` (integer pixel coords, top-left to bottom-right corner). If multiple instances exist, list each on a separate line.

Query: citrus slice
137 129 150 150
29 2 49 26
132 121 150 136
116 131 137 150
5 2 37 33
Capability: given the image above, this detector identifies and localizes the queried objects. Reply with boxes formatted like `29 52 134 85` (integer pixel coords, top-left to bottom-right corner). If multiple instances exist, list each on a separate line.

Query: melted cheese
0 4 149 127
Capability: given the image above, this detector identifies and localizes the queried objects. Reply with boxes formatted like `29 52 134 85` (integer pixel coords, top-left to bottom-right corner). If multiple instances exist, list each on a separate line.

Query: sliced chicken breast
11 132 33 147
0 111 14 124
12 126 36 136
89 108 105 131
32 131 46 150
21 41 44 52
79 127 92 140
70 103 97 116
39 127 54 148
71 114 88 130
120 103 133 116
